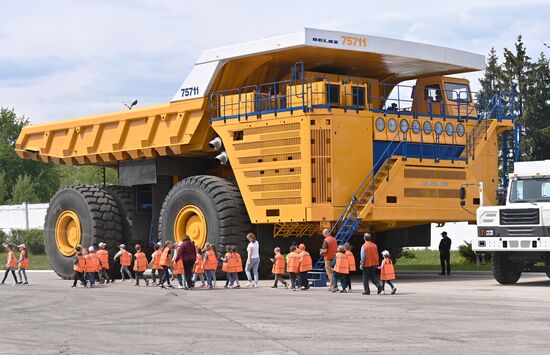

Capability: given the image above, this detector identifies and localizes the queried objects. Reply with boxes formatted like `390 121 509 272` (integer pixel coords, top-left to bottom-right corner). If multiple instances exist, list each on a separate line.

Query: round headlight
445 122 454 136
375 117 386 132
400 119 409 133
411 120 421 134
456 123 465 137
388 118 397 132
423 121 432 135
434 122 443 136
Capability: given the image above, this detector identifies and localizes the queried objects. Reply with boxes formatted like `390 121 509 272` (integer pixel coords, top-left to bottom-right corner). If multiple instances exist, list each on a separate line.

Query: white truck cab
474 160 550 284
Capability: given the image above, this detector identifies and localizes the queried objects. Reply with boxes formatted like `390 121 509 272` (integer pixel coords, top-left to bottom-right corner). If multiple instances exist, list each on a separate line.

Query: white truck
474 160 550 284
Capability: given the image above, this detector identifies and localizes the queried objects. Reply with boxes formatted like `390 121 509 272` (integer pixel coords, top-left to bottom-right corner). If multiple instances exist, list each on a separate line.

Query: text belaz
312 37 339 45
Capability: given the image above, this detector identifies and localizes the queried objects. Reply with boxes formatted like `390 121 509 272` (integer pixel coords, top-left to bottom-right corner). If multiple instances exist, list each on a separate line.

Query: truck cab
474 160 550 284
413 77 477 118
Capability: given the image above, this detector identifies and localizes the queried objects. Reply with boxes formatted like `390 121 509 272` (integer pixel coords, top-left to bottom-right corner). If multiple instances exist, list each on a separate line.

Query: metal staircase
309 134 403 285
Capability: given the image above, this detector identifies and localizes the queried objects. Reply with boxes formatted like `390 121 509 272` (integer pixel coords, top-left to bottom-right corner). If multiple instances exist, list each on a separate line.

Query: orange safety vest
323 236 337 261
380 258 395 281
272 254 285 275
286 252 300 273
193 254 204 274
6 250 17 269
298 251 313 272
345 250 356 272
159 247 172 267
18 251 29 269
222 252 231 272
84 254 95 273
203 250 217 270
73 254 85 273
90 253 101 272
152 250 163 270
233 253 243 273
134 252 148 272
362 241 380 267
173 259 184 275
333 252 350 274
120 250 132 266
97 249 109 270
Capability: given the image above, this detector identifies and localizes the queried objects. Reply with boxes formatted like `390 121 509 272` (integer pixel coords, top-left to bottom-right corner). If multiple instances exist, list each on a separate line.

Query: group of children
269 242 397 294
2 238 396 293
1 244 29 285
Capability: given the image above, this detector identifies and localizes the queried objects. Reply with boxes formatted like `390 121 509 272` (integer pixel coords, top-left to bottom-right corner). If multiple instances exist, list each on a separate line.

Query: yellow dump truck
16 29 517 278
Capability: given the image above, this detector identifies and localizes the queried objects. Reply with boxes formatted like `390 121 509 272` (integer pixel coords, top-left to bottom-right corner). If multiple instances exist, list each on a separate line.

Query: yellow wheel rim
174 205 207 248
55 211 81 257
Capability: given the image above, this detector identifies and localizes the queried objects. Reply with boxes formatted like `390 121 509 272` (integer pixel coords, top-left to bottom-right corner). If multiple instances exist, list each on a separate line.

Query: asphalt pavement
1 271 550 354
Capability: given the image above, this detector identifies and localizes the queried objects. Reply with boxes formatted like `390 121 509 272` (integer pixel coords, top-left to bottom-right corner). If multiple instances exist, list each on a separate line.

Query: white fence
0 203 48 233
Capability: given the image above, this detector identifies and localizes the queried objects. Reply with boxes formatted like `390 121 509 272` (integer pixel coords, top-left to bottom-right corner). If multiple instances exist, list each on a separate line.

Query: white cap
381 250 390 257
88 246 95 252
119 244 126 248
156 242 162 247
98 242 106 247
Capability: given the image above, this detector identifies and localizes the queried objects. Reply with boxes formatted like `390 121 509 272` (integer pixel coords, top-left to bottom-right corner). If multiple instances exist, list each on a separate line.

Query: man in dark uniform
439 231 452 275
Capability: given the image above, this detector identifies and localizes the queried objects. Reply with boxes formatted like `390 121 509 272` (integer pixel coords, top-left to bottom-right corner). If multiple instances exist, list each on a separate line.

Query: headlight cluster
375 117 465 137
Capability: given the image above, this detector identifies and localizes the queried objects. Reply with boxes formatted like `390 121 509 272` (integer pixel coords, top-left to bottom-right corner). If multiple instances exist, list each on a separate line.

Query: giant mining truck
16 29 518 279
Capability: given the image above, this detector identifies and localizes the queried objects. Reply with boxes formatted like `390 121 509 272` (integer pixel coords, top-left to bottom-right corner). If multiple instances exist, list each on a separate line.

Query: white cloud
1 0 549 123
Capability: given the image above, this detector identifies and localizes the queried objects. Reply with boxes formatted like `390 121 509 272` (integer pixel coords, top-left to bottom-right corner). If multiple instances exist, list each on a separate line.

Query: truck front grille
499 209 539 225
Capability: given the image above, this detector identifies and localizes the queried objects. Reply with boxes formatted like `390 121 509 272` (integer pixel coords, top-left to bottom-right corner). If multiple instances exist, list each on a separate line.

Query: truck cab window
425 84 442 102
444 82 471 102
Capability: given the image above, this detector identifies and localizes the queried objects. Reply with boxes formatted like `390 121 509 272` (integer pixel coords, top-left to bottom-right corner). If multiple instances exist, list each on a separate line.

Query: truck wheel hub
55 210 81 257
174 205 207 248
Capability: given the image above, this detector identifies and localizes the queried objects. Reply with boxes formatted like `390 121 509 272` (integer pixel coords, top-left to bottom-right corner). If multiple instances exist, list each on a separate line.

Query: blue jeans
334 272 347 290
245 258 260 282
176 274 184 287
226 272 234 286
205 270 214 287
85 272 95 286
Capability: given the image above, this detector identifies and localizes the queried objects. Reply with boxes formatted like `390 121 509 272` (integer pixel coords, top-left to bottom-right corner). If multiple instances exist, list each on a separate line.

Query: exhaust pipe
215 151 229 165
208 137 223 151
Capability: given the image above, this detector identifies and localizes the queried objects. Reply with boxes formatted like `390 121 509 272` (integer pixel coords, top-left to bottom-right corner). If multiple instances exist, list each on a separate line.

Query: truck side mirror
460 186 466 206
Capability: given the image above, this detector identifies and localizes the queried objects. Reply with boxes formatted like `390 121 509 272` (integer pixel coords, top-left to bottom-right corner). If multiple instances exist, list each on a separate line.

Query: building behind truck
474 160 550 284
14 28 519 280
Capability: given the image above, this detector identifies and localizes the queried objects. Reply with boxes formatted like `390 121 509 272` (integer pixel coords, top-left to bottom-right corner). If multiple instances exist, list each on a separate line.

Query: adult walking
175 234 197 288
320 229 337 291
439 231 452 275
245 233 260 287
360 233 382 295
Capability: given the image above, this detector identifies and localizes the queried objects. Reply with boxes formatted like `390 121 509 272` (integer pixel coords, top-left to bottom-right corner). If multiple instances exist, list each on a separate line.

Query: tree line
0 107 116 204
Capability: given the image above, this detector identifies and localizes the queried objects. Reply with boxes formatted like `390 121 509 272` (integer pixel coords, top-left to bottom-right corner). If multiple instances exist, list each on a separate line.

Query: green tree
478 47 504 110
0 107 61 203
56 165 117 186
0 171 8 204
11 174 39 204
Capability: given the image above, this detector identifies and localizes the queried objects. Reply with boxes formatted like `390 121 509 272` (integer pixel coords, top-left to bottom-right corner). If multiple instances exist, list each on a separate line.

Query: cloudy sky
1 0 550 124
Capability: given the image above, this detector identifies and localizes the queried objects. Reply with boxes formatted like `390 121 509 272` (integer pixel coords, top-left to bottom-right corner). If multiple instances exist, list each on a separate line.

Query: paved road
1 272 550 354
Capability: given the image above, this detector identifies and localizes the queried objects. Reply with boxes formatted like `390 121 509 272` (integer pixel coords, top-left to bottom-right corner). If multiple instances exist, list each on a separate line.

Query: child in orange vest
297 244 312 290
270 247 288 289
97 242 113 284
378 250 397 294
158 241 174 289
114 244 133 281
230 245 242 288
331 245 350 293
149 242 163 285
344 242 356 292
202 243 217 289
192 249 206 288
17 243 29 285
71 246 86 288
83 247 96 288
221 245 232 288
286 245 300 290
1 244 19 285
172 243 186 289
134 244 150 287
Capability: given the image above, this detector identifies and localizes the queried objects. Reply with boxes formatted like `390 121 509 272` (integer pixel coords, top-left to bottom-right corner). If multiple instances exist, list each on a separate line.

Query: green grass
396 249 492 271
0 252 51 270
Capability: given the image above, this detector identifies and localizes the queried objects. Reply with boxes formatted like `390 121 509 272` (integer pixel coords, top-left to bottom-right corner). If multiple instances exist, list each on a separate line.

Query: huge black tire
158 176 251 265
492 252 522 285
103 185 133 248
44 185 123 279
